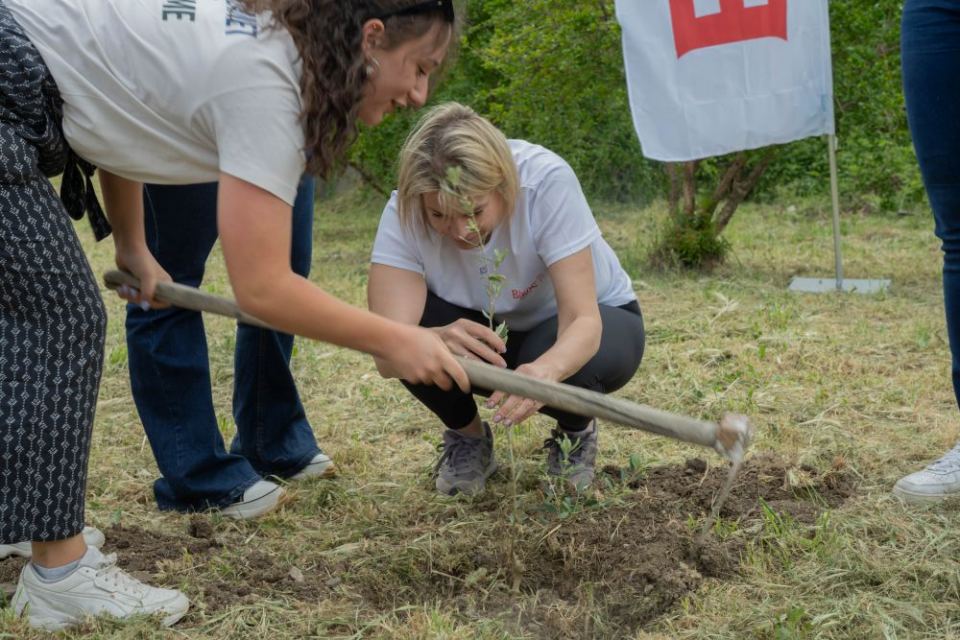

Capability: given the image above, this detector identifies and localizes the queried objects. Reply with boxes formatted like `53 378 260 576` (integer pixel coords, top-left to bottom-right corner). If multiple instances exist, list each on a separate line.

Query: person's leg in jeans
126 177 324 512
126 182 261 511
231 177 328 478
895 0 960 502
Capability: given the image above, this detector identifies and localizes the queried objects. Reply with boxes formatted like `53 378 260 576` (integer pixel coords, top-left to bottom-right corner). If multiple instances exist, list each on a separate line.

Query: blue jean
126 178 320 511
903 0 960 410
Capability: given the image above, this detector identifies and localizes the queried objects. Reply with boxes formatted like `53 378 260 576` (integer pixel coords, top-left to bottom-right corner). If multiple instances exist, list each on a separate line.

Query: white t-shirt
371 140 637 331
7 0 305 205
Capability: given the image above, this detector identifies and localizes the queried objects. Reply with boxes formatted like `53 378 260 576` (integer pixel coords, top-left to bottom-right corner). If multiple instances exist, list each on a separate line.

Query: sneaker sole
290 460 337 481
437 460 498 496
892 484 960 504
220 486 289 520
26 600 190 631
160 595 190 627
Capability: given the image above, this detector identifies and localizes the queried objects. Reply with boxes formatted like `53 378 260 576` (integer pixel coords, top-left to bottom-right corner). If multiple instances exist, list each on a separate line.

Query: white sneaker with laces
893 442 960 503
0 526 106 560
290 451 336 480
220 479 286 520
11 547 189 631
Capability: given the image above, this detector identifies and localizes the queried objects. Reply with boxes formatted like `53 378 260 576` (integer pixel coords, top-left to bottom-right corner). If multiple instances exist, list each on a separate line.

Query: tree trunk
714 148 777 233
682 161 697 218
666 163 681 215
696 152 747 220
711 152 747 204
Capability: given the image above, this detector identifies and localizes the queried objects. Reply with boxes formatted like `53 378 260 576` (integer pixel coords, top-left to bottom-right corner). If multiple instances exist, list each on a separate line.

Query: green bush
652 216 730 270
351 0 922 211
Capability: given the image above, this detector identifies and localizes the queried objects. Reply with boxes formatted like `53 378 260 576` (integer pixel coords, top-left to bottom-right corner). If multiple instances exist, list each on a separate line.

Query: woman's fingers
443 351 471 393
408 328 470 393
492 395 542 427
115 284 152 311
471 326 506 355
485 391 505 409
444 324 506 367
464 335 506 367
454 319 507 355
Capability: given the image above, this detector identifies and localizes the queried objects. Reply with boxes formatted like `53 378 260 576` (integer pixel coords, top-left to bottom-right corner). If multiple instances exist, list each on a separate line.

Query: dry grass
2 189 960 639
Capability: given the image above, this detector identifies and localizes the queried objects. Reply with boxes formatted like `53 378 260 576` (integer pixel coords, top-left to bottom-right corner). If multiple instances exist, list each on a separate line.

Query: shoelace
928 443 960 473
542 430 585 463
433 435 487 478
91 553 149 596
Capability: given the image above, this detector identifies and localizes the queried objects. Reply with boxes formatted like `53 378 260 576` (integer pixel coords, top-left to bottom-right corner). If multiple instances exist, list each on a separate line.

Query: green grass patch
2 190 959 638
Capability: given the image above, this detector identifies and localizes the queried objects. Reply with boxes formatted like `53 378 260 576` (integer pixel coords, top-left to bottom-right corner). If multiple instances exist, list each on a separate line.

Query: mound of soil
0 455 854 637
345 454 855 638
515 454 855 637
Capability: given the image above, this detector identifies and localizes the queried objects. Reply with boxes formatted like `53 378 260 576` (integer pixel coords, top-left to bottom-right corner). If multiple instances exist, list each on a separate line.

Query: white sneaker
893 442 960 503
0 526 106 560
12 547 189 631
290 451 336 480
220 479 286 520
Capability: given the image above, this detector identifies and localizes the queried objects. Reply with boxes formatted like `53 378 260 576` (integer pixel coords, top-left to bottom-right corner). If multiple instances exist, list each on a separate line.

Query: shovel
103 270 753 463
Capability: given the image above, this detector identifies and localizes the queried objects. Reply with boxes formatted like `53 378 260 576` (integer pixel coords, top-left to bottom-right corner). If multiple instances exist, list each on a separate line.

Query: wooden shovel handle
103 269 725 452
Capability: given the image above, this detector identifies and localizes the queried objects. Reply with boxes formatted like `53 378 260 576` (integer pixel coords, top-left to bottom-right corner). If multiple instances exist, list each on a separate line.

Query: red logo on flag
669 0 788 59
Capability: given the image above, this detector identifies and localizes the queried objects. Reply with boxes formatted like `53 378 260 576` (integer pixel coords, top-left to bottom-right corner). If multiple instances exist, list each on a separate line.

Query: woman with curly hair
0 0 463 630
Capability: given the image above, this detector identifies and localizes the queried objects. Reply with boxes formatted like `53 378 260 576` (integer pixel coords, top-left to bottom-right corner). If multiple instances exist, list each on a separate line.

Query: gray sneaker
893 442 960 504
544 419 598 491
435 423 497 496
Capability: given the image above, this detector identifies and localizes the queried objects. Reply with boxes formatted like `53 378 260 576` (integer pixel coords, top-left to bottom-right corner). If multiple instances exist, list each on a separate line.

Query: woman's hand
485 361 558 427
97 170 171 309
113 245 172 310
433 319 508 367
386 325 471 392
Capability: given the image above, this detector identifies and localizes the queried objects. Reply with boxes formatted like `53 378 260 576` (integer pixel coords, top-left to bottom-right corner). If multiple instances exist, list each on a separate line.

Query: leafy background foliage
351 0 921 212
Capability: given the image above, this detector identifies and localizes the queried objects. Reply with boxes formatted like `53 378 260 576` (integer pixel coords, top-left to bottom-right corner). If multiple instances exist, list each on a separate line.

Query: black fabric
403 292 646 431
60 154 112 241
0 0 107 543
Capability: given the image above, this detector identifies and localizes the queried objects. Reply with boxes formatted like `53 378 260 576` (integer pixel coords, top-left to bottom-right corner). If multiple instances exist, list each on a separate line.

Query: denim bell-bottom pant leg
125 177 320 511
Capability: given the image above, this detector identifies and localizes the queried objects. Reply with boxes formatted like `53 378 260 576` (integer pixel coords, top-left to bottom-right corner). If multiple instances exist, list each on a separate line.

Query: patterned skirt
0 0 107 543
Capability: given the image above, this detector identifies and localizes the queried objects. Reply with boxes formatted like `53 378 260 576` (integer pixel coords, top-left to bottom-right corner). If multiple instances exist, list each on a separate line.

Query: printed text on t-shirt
162 0 196 21
225 0 258 36
512 273 546 300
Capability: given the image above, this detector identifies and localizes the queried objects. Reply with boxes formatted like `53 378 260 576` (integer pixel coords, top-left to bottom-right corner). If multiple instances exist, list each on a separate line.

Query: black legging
403 292 645 431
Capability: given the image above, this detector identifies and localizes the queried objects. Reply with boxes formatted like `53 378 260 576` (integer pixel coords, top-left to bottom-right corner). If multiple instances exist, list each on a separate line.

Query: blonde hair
397 102 518 227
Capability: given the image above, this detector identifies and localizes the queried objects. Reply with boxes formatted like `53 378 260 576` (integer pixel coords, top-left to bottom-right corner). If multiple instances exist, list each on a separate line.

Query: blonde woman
368 102 646 495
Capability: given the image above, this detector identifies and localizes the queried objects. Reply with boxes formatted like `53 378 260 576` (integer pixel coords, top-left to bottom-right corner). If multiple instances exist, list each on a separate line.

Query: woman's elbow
232 276 278 320
587 316 603 358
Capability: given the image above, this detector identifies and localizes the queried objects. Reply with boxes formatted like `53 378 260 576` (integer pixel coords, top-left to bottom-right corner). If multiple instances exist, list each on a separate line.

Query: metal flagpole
828 133 844 290
788 134 890 294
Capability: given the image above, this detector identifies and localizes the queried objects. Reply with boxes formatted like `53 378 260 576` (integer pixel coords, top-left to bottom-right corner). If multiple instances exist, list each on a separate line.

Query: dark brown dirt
510 453 856 637
339 454 855 638
0 455 854 637
98 519 332 614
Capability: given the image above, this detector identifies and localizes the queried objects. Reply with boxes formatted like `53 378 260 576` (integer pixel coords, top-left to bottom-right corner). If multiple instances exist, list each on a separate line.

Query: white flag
616 0 834 162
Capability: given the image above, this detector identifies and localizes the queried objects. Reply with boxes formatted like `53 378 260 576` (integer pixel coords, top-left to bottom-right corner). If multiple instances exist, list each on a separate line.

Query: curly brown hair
241 0 461 178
